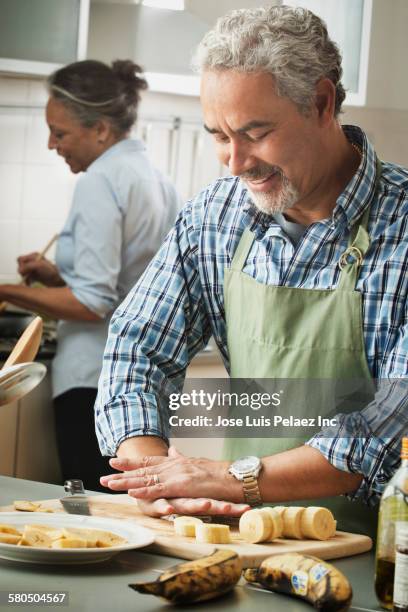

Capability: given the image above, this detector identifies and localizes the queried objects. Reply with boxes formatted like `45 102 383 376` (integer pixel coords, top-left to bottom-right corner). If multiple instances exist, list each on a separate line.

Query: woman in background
0 59 181 490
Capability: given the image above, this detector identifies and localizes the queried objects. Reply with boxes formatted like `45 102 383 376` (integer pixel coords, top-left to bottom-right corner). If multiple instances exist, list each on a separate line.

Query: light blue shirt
52 138 181 398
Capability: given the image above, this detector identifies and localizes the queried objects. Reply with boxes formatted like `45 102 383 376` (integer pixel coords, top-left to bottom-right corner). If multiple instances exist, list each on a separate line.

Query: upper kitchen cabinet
0 0 90 77
285 0 372 106
88 0 278 96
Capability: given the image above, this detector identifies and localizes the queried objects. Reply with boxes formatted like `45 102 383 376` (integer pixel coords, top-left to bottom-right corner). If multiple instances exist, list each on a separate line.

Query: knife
59 479 91 515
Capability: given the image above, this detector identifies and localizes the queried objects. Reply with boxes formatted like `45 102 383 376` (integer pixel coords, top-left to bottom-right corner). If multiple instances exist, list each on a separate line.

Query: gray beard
246 176 300 215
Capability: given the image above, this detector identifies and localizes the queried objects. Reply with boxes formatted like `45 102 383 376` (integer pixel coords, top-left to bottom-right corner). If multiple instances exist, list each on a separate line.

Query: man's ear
314 78 336 125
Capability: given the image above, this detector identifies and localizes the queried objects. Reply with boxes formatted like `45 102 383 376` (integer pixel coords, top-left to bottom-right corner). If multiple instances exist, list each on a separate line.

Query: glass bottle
375 437 408 610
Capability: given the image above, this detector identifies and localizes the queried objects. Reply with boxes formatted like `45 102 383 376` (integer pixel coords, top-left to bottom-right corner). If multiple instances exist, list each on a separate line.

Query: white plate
0 512 155 564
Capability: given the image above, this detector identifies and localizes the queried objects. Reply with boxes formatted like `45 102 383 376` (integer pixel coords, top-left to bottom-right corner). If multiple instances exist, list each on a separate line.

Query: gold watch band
242 473 262 507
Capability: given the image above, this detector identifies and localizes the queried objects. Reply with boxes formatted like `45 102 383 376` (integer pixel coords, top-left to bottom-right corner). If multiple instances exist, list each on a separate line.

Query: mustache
240 165 283 181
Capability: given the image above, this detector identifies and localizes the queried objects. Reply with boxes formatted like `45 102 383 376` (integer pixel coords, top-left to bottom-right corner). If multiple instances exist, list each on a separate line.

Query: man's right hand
136 497 250 518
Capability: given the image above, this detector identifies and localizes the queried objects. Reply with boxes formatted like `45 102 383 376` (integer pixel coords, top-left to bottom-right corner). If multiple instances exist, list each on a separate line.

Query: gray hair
192 5 345 116
47 59 147 135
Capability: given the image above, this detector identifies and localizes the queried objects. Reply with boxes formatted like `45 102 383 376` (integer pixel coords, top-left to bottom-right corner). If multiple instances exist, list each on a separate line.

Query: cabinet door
285 0 372 106
0 399 18 476
14 362 62 484
0 0 89 76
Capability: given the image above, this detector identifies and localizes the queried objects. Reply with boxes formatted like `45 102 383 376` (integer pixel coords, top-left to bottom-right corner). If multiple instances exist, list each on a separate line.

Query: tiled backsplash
0 77 77 282
0 75 225 283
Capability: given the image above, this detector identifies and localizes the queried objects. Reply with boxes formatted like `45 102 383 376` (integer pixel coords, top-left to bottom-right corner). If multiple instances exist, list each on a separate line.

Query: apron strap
232 158 382 283
230 228 256 272
337 156 382 291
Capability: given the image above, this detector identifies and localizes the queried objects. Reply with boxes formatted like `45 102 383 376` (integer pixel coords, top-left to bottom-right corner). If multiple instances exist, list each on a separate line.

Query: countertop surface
0 476 383 612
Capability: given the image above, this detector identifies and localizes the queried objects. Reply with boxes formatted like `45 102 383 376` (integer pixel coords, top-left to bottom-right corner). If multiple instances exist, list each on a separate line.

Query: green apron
223 169 381 538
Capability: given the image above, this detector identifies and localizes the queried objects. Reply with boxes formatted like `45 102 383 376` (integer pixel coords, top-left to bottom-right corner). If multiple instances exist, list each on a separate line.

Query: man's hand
136 497 250 518
101 446 243 502
100 447 249 517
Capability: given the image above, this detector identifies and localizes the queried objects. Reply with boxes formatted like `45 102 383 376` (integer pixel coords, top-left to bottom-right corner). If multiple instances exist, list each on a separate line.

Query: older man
95 6 407 536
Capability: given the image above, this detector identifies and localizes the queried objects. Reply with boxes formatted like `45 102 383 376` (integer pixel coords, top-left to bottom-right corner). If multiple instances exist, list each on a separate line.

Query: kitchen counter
0 476 383 612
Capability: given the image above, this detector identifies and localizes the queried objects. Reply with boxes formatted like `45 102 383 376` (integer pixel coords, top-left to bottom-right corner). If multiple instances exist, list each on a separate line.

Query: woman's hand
17 253 65 287
100 446 245 507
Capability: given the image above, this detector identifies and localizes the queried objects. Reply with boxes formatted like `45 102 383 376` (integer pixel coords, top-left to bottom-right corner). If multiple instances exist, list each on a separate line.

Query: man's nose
226 140 254 176
48 133 56 150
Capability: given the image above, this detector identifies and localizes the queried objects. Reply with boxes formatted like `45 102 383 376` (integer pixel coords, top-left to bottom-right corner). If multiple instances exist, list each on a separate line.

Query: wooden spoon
2 316 43 369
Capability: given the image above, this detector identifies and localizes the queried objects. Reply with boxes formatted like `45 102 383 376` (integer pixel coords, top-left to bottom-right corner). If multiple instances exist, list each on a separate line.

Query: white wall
0 77 223 282
0 77 76 283
365 0 408 111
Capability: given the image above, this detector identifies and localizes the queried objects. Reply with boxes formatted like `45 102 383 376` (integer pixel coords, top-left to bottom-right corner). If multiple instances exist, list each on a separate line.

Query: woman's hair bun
48 58 147 134
112 59 148 104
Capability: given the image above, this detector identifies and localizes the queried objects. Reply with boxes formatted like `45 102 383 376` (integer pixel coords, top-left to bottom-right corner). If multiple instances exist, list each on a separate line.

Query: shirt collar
331 125 379 231
88 137 146 169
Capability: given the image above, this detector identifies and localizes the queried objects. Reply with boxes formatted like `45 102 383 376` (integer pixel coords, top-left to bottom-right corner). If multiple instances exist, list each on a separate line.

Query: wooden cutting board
0 495 373 568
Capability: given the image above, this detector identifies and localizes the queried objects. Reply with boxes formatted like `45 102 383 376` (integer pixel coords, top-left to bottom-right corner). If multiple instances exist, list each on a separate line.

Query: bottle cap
396 522 408 549
402 437 408 460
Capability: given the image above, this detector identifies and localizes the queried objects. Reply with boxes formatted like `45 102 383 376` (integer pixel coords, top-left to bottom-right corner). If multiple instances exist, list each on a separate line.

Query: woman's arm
0 284 100 321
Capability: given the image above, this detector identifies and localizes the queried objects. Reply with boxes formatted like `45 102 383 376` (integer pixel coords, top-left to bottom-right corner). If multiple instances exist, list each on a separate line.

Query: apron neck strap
230 228 256 272
337 155 382 291
231 157 382 279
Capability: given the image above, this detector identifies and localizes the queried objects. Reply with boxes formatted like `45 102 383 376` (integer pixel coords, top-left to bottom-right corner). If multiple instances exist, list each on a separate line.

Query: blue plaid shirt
95 126 408 505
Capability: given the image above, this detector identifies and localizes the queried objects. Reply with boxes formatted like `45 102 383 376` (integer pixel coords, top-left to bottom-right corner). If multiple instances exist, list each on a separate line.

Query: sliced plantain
13 500 41 512
0 524 21 536
51 537 87 549
0 533 21 545
62 528 98 548
130 548 242 604
239 508 272 543
260 507 284 540
244 552 352 612
174 516 203 537
281 506 305 539
195 523 231 544
300 507 337 541
19 527 52 548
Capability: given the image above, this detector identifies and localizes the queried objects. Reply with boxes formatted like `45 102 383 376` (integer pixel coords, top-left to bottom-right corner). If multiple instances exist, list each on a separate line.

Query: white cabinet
0 358 62 484
285 0 372 106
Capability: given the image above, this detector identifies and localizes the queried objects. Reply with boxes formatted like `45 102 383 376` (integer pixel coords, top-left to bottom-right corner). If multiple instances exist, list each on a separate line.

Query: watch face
234 456 260 473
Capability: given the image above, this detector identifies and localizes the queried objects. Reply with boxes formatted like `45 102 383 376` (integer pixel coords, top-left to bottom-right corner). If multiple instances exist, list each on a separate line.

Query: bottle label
393 551 408 607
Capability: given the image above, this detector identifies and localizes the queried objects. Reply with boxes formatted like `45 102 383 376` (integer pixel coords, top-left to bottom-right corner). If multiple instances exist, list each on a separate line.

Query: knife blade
59 479 91 515
59 495 91 515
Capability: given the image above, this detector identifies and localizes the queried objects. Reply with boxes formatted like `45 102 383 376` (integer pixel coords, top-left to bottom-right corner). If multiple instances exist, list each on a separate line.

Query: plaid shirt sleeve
306 384 407 506
95 196 213 456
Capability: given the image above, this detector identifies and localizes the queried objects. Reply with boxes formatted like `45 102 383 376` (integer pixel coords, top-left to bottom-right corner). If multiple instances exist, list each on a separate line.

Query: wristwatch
228 456 263 507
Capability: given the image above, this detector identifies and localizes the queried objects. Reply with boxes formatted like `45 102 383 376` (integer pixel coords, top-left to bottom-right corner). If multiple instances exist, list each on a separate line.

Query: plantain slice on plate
130 549 242 604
